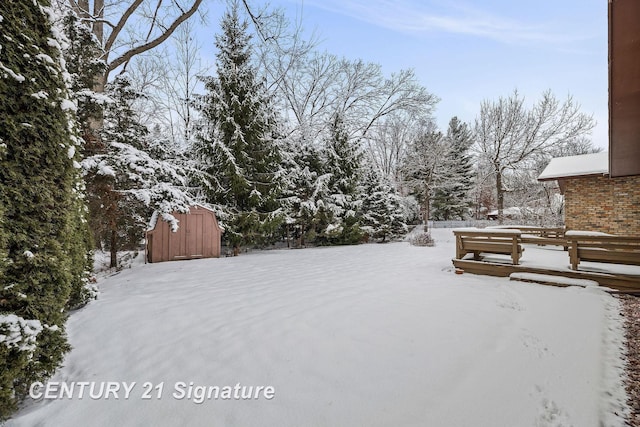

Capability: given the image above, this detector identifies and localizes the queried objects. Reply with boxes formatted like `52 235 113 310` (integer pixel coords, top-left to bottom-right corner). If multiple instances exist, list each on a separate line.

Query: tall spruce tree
195 2 284 252
83 76 150 267
282 141 330 247
361 167 407 242
318 113 364 245
432 117 474 220
82 76 194 268
0 0 91 417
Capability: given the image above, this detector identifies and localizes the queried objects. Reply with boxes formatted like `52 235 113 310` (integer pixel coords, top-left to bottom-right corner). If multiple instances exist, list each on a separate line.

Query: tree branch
145 0 164 42
107 0 204 75
104 0 145 56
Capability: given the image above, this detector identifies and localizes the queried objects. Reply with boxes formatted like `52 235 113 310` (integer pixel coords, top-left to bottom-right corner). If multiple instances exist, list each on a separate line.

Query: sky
202 0 609 149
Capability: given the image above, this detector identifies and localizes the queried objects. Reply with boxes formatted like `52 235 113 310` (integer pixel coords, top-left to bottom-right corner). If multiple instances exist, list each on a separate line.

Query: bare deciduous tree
400 122 448 223
60 0 206 93
365 112 430 184
273 51 438 148
126 18 209 147
474 89 595 222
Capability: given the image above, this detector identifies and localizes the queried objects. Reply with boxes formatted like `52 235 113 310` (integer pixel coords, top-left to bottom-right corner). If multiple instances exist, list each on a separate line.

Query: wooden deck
452 258 640 294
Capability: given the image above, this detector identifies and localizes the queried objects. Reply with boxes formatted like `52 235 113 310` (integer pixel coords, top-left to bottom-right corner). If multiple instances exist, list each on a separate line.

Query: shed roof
537 151 609 181
147 204 219 232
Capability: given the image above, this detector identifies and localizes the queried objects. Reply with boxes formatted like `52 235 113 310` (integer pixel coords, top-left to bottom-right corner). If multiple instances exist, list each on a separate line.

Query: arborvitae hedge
0 0 90 419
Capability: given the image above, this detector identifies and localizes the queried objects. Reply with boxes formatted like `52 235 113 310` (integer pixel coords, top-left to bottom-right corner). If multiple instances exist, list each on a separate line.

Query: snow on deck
566 230 615 237
538 151 609 181
453 227 521 235
510 272 600 288
7 229 629 427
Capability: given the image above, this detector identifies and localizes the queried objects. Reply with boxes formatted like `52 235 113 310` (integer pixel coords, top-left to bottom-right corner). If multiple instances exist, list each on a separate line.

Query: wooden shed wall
147 206 222 263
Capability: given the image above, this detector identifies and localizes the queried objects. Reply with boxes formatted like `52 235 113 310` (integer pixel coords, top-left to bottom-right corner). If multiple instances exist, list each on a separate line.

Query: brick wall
563 174 640 235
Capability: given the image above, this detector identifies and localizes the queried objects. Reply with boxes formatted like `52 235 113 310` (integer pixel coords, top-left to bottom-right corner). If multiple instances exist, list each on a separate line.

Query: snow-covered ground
7 229 629 427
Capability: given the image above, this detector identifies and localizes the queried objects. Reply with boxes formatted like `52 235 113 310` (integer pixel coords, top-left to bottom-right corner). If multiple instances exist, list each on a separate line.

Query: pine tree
61 12 106 131
0 0 90 417
0 142 7 307
282 141 330 246
84 76 148 267
63 14 192 268
82 76 193 268
361 167 407 242
61 9 110 279
432 117 474 220
401 125 445 223
195 2 284 252
317 113 364 245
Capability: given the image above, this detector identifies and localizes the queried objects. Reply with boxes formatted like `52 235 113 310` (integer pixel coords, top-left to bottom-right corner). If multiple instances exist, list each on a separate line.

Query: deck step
453 259 640 293
509 272 600 288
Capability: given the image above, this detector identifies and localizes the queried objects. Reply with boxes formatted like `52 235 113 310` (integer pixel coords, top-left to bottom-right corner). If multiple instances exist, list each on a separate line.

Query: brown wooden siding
609 0 640 177
147 206 222 263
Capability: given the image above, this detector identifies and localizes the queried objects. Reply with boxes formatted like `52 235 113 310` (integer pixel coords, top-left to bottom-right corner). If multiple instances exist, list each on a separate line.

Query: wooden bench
453 228 524 265
488 226 567 248
566 231 640 270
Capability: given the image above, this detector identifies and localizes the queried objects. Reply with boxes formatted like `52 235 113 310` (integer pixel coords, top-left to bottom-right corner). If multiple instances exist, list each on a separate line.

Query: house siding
564 175 640 235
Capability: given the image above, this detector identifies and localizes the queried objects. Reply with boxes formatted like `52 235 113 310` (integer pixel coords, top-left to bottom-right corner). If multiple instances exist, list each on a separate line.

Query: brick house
537 0 640 236
538 152 640 235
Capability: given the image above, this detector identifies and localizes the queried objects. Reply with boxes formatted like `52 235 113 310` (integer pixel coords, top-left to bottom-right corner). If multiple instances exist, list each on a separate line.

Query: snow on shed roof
147 204 219 232
537 151 609 181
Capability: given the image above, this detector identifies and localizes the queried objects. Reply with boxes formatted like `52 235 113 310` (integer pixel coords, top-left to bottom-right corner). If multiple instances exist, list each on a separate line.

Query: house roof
537 151 609 181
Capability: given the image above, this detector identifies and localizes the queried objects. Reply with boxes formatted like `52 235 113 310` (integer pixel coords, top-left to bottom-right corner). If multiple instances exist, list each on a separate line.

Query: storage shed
146 205 223 263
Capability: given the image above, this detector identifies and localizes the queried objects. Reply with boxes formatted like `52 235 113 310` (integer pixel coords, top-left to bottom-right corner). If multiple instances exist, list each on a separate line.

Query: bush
409 232 436 247
0 0 90 419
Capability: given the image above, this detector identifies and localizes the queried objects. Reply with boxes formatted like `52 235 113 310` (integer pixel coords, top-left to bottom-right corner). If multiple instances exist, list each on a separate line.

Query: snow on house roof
538 151 609 181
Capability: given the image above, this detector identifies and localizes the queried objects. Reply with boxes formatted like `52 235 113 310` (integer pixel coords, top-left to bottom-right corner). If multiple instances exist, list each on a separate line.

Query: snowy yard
7 229 629 427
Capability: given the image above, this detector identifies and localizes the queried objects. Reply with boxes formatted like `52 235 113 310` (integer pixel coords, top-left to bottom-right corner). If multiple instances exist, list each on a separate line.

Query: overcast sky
202 0 609 149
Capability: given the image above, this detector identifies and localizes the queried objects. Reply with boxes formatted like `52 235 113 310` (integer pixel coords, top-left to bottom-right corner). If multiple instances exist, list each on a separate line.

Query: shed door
172 212 204 259
190 213 204 257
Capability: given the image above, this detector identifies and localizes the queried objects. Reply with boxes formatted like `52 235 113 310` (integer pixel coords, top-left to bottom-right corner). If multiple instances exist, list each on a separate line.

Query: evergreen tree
83 76 149 267
361 167 407 242
61 12 106 132
0 144 7 291
0 0 91 417
317 114 364 245
82 76 193 268
401 125 446 223
63 15 192 268
282 141 330 246
431 117 474 220
61 9 110 280
195 2 284 252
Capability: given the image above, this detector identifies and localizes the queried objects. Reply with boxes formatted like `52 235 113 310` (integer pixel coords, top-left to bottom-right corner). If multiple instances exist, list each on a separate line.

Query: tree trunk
423 191 431 227
496 171 504 224
92 0 104 43
76 0 90 19
110 228 117 268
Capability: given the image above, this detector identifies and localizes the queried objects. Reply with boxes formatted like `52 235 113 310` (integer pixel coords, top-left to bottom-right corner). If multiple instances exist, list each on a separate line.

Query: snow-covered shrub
0 0 84 419
0 315 45 418
0 315 43 355
409 232 435 247
67 272 99 310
